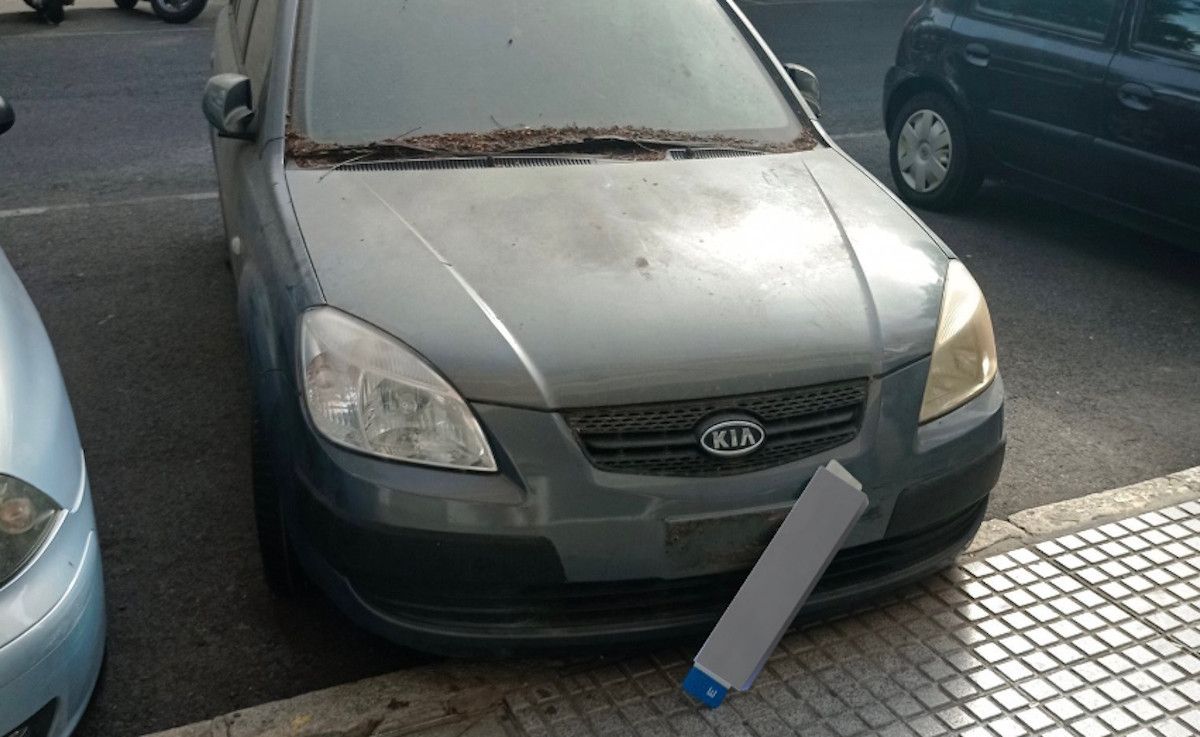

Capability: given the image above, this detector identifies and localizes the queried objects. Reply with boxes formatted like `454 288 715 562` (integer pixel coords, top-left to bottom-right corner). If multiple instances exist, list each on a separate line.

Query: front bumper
0 498 105 737
283 358 1004 653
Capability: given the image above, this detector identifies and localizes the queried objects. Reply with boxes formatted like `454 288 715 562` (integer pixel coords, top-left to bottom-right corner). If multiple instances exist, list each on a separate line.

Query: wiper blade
288 125 790 168
288 132 459 169
314 145 455 179
497 135 765 155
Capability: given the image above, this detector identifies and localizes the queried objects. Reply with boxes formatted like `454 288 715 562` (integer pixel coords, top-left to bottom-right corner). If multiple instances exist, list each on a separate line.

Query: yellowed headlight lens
919 261 998 423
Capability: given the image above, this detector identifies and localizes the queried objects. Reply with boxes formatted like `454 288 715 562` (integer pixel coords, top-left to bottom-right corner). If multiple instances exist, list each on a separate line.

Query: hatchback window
1136 0 1200 58
292 0 809 153
973 0 1119 38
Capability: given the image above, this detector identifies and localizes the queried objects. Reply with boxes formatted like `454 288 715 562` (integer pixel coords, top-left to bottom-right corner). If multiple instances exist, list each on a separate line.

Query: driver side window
973 0 1119 40
1135 0 1200 60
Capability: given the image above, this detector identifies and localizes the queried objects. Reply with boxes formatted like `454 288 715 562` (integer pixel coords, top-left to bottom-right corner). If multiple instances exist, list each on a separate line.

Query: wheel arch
885 75 971 138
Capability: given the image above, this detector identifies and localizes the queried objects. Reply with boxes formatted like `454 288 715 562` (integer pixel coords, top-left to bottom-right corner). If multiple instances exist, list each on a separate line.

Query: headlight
300 308 497 472
0 475 62 586
920 261 998 423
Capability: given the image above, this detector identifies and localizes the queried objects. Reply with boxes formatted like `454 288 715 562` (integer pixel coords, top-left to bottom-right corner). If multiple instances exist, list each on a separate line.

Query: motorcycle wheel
115 0 138 8
42 0 65 23
149 0 205 23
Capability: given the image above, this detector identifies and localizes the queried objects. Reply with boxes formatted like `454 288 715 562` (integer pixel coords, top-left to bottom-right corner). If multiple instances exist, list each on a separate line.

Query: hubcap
897 109 953 194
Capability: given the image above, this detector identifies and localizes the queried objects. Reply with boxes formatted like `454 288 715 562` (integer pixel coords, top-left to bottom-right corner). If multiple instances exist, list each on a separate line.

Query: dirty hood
286 148 949 409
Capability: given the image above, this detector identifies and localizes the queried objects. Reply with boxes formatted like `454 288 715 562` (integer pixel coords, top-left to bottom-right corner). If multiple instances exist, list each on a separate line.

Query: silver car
206 0 1005 653
0 98 107 737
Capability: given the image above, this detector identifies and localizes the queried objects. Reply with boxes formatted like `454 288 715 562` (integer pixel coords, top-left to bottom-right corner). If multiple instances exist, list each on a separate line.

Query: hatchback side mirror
784 64 821 118
0 96 14 137
203 74 255 140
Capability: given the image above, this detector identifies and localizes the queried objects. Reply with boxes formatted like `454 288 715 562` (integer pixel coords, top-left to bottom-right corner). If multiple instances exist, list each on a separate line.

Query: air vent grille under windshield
338 155 597 172
667 148 766 160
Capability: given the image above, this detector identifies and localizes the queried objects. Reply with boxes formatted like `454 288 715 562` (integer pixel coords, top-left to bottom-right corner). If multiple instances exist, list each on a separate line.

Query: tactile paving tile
502 500 1200 737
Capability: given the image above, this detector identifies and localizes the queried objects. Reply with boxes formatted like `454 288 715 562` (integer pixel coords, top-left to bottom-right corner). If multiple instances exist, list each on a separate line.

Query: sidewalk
151 469 1200 737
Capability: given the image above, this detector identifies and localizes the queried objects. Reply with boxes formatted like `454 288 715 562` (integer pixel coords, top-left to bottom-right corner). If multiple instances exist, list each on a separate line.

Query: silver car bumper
0 490 106 737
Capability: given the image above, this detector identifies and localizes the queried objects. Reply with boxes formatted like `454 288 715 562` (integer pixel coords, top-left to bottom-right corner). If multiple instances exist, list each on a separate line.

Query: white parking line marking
0 134 883 220
0 192 218 219
0 136 883 221
0 27 208 41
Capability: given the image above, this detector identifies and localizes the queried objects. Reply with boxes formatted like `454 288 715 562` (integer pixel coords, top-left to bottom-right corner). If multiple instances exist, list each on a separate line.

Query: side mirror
0 96 14 137
784 64 821 118
203 74 255 140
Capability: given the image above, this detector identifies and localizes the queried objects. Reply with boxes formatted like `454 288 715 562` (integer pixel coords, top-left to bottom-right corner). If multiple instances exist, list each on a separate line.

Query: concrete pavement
145 468 1200 737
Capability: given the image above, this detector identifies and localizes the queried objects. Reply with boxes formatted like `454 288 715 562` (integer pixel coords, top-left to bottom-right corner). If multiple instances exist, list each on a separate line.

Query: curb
963 465 1200 559
146 665 526 737
144 466 1200 737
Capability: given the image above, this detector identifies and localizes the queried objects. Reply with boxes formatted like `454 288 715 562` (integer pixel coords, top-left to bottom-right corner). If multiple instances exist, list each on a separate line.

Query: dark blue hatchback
884 0 1200 247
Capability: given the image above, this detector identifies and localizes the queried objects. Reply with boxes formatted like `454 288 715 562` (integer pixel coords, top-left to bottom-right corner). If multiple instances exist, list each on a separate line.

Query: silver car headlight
0 475 62 586
300 307 498 472
920 261 998 423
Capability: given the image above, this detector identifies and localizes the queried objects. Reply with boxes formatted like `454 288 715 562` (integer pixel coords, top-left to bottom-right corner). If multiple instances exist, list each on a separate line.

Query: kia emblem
698 417 766 458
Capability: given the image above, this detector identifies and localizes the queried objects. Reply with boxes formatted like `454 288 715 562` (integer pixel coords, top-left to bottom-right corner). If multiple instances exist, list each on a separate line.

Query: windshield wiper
290 126 781 170
496 135 766 156
315 149 604 178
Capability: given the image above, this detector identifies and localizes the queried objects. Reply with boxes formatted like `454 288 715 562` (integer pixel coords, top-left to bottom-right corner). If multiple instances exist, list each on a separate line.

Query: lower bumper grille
563 380 869 477
359 499 985 634
4 702 55 737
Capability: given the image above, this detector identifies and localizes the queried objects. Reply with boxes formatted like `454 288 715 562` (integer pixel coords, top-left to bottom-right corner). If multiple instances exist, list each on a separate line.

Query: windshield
292 0 812 155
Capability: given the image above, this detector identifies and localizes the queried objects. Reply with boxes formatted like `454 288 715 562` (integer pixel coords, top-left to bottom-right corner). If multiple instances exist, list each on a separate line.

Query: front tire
42 0 64 23
149 0 206 23
251 407 308 598
114 0 138 8
888 91 983 210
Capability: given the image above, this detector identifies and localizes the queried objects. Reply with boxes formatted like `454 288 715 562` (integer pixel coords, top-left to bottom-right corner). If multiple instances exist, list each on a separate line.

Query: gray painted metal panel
284 148 949 409
689 461 868 705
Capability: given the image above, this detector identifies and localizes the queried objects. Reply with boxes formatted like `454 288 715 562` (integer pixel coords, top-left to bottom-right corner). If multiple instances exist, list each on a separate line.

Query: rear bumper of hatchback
284 359 1005 654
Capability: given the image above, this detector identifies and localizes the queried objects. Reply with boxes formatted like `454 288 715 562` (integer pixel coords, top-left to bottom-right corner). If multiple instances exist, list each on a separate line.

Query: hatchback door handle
964 43 990 67
1117 82 1154 111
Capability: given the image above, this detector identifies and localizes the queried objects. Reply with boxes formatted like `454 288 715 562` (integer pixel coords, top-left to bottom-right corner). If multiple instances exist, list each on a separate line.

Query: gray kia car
205 0 1005 653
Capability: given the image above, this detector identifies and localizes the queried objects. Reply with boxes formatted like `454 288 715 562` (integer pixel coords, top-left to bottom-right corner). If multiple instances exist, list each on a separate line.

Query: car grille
562 380 868 476
359 499 986 634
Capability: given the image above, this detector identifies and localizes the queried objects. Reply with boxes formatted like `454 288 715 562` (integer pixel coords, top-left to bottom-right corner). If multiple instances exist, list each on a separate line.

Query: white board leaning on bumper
683 460 869 707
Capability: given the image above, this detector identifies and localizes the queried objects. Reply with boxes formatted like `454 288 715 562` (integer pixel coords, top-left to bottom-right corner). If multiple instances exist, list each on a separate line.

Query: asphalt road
0 1 1197 735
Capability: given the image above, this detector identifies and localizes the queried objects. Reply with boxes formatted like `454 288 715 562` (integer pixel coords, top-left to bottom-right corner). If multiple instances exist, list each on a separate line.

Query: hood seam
800 158 886 376
357 179 555 407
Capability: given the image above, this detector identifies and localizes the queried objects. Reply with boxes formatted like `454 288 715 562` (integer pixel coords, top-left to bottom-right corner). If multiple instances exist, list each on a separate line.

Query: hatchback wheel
149 0 206 23
251 408 308 598
889 92 982 210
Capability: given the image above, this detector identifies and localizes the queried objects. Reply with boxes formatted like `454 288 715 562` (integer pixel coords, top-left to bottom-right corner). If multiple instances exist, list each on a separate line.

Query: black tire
42 0 64 23
114 0 138 9
888 91 983 211
150 0 206 23
251 406 308 598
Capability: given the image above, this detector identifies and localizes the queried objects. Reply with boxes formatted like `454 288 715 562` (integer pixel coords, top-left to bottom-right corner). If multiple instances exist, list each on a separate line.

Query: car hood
0 251 85 510
286 147 949 409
